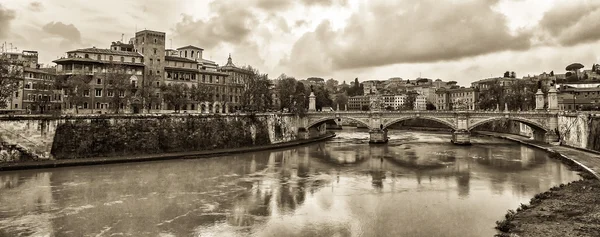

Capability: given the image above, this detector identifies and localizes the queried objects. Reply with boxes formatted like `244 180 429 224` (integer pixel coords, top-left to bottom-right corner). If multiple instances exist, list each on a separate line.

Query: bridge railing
307 110 559 115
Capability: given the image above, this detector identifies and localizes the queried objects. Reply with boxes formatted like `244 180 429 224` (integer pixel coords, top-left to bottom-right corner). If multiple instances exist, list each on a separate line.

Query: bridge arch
307 116 370 129
383 116 457 131
468 116 549 132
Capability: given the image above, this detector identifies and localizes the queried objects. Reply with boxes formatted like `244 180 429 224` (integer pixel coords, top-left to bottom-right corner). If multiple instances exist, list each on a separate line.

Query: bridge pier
451 130 471 145
545 131 559 144
369 129 388 144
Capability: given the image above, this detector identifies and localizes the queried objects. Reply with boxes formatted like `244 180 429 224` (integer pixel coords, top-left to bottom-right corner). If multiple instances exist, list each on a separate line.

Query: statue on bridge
369 95 385 111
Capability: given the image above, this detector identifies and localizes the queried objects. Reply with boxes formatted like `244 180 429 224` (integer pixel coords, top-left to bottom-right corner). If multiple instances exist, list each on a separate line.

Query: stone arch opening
383 116 457 131
468 117 552 142
307 116 369 130
468 117 548 133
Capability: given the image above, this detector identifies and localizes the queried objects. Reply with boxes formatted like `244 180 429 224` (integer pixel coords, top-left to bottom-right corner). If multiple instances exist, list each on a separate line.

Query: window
157 59 160 63
132 58 136 63
84 54 89 58
121 57 125 62
150 59 153 65
14 91 18 97
107 90 114 97
14 104 18 109
156 81 160 87
157 70 160 75
97 78 102 85
185 51 187 58
142 48 144 54
96 102 101 109
109 56 113 61
25 83 31 89
95 89 103 97
191 51 194 58
154 38 157 43
84 90 90 97
84 102 88 109
119 90 125 97
153 48 157 55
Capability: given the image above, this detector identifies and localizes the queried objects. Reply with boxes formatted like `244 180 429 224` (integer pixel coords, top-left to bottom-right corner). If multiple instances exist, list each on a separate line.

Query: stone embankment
0 133 335 171
477 132 600 237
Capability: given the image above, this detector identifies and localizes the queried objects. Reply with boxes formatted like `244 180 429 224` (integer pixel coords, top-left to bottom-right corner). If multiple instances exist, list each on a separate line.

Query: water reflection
0 130 582 237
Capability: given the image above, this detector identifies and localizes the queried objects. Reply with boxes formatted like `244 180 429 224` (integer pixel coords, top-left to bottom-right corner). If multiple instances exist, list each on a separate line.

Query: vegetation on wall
51 115 275 159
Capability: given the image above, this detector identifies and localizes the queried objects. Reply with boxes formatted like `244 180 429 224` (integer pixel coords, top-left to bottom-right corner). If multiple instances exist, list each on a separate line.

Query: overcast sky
1 0 599 85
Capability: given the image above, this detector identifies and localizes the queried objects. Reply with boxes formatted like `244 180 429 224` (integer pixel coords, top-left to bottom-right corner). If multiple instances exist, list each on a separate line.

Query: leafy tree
550 71 554 76
139 73 161 113
292 81 307 116
510 71 516 78
584 72 589 80
476 79 504 110
0 58 22 109
104 63 133 114
313 85 333 110
240 66 272 112
334 93 348 110
190 84 212 103
426 102 436 110
57 75 91 114
275 74 297 111
347 78 364 97
402 92 417 110
30 82 53 114
325 78 338 93
503 71 510 78
161 83 188 112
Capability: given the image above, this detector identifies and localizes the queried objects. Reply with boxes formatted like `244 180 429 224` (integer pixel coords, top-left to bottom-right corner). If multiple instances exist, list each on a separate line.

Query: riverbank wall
556 113 600 152
474 113 600 153
0 113 316 162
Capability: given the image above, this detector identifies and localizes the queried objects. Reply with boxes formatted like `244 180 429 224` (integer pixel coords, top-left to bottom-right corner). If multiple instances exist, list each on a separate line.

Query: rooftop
68 47 142 57
177 45 204 51
165 55 198 63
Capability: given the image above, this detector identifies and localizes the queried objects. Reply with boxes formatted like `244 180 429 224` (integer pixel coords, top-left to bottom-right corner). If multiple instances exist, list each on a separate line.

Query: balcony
59 69 95 75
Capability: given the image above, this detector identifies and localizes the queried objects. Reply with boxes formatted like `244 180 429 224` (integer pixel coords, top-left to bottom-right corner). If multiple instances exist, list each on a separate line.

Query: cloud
254 0 293 11
0 4 16 39
283 0 532 76
539 1 600 46
301 0 348 6
173 1 257 49
28 2 43 12
42 21 82 43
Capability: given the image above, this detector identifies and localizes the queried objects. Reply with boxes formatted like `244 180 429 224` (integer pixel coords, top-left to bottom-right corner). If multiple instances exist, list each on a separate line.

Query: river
0 130 581 237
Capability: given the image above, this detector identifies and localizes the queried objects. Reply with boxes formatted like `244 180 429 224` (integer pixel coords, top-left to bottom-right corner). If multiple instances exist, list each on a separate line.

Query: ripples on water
0 130 582 237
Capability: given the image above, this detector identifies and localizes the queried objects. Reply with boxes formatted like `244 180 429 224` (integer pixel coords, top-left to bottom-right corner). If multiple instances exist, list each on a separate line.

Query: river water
0 130 581 237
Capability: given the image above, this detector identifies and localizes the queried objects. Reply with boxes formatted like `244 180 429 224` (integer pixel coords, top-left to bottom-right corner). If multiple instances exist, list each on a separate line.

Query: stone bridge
300 110 559 144
299 110 558 144
301 86 561 144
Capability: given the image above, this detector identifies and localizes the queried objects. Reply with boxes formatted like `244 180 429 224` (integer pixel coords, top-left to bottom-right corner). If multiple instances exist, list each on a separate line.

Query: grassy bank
492 137 600 236
495 178 600 237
